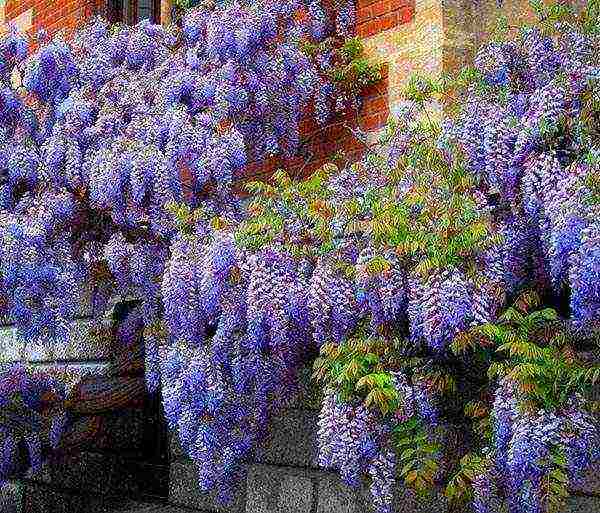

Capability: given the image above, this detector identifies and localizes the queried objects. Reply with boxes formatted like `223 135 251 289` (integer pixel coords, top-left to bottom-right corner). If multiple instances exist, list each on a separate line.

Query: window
108 0 161 25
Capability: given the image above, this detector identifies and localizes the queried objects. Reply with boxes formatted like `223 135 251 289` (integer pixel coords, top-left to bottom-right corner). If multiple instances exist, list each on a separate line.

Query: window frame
108 0 161 25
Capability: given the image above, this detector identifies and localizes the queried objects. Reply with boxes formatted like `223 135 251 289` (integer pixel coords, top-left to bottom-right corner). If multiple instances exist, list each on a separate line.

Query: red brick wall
4 0 414 186
356 0 415 37
239 0 414 184
5 0 104 38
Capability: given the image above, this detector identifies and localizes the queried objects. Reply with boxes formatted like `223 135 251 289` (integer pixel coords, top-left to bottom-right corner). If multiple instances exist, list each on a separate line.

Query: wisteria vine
1 1 600 513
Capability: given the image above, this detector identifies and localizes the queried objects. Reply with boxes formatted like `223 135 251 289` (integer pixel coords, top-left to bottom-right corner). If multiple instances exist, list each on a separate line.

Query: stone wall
0 300 169 513
2 326 600 513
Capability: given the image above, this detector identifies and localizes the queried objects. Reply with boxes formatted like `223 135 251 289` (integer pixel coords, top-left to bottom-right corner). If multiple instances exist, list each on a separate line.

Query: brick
362 94 388 115
398 5 414 24
357 6 372 21
357 0 380 7
371 0 390 18
379 12 398 31
361 112 382 131
390 0 410 10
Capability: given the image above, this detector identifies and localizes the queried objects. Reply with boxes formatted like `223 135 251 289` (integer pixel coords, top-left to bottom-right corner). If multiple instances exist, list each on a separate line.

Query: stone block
0 481 22 513
21 482 56 513
389 487 448 513
276 474 314 513
169 459 246 512
316 473 360 513
169 432 185 461
293 366 323 410
51 491 86 513
574 466 600 497
96 409 146 452
256 409 319 468
112 460 169 498
24 460 52 484
50 451 116 494
246 464 316 513
566 495 600 513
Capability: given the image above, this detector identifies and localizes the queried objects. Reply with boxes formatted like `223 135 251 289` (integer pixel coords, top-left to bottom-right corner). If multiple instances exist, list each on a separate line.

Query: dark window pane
138 0 153 21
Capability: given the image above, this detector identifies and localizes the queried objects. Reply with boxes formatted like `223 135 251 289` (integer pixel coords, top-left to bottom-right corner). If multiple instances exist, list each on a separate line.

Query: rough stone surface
20 482 56 513
50 451 117 494
245 465 316 513
276 474 313 513
169 459 246 512
567 495 600 513
316 473 360 513
256 408 319 468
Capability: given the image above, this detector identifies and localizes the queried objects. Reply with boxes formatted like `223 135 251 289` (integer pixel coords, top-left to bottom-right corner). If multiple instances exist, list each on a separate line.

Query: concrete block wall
0 298 169 513
163 366 600 513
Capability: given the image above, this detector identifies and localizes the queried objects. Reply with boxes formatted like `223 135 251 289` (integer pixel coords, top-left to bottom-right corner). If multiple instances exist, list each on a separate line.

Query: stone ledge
0 318 113 364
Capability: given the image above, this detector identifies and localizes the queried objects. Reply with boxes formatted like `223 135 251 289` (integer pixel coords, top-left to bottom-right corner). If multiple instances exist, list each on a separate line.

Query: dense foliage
1 1 600 513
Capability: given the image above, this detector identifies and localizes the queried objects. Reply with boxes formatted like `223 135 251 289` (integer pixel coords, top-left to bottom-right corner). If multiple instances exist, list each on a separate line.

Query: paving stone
0 481 22 513
169 459 246 512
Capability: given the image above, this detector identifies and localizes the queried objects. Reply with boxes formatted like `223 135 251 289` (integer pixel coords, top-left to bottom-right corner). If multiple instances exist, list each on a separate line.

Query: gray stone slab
169 459 246 512
24 460 52 484
0 481 22 513
292 366 323 411
91 409 146 452
246 464 316 513
50 451 117 495
574 466 600 496
52 491 86 513
316 473 360 513
169 432 186 461
257 409 320 469
276 474 313 513
21 482 56 513
567 495 600 513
